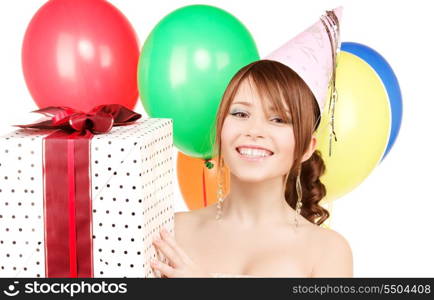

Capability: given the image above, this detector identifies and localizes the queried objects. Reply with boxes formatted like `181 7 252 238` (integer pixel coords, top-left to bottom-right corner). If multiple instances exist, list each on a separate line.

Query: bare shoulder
311 226 353 277
312 226 351 247
174 204 215 237
174 210 197 232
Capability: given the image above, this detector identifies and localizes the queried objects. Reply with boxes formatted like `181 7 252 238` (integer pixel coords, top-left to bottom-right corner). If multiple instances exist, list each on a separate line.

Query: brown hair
213 59 329 226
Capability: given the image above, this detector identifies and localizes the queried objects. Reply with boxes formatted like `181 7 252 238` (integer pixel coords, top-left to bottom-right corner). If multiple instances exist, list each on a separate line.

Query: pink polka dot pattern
0 119 174 278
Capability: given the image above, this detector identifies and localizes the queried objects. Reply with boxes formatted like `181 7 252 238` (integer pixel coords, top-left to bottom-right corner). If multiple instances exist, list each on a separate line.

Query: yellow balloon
317 51 391 203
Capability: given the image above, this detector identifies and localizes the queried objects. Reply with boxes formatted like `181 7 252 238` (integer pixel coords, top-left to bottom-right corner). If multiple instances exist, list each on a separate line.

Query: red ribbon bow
15 104 141 133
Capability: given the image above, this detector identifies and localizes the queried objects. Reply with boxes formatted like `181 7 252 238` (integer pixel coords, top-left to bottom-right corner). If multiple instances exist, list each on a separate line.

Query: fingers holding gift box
150 227 211 278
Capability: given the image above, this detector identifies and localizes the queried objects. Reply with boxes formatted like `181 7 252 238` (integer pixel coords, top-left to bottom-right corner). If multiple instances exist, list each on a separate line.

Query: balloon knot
204 159 214 169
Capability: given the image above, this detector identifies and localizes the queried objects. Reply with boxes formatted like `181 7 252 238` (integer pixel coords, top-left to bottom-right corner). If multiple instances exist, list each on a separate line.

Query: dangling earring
294 168 303 228
216 164 225 220
216 181 224 220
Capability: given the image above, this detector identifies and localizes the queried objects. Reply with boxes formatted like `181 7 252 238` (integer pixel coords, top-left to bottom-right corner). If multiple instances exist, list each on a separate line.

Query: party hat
265 7 342 156
266 7 342 113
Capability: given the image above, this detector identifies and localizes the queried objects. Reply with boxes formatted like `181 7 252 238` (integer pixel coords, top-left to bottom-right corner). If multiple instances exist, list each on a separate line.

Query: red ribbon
202 167 207 207
16 104 141 134
18 105 141 277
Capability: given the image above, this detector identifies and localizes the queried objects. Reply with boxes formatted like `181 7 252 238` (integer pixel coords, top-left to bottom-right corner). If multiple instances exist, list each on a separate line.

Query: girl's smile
236 145 274 161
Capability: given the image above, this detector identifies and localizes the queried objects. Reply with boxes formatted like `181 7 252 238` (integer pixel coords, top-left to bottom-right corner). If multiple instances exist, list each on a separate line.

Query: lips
236 145 274 159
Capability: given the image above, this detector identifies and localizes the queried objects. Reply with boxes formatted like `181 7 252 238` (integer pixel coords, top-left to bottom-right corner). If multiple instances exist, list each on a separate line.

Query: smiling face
221 77 295 182
214 60 320 186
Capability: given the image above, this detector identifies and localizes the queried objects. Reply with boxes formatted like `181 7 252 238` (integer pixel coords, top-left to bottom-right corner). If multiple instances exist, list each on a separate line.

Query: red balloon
22 0 140 112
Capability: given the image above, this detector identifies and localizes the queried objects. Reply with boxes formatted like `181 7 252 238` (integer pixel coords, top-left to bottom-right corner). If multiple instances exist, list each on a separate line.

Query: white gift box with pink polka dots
0 119 174 278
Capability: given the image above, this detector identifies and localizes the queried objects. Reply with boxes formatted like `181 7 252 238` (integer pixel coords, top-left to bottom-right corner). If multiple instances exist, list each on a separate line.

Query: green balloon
138 5 259 159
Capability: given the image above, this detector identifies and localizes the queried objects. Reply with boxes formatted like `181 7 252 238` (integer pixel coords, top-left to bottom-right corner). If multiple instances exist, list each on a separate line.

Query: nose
244 115 266 139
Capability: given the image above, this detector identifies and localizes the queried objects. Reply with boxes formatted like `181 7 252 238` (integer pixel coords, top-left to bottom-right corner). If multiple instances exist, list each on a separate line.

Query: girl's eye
270 116 287 124
230 111 249 118
271 117 284 123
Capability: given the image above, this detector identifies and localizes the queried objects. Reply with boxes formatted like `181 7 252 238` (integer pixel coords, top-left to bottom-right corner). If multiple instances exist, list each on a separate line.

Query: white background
0 0 433 277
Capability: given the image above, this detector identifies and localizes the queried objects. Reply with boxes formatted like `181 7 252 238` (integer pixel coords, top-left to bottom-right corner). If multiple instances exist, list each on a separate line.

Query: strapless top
210 273 258 278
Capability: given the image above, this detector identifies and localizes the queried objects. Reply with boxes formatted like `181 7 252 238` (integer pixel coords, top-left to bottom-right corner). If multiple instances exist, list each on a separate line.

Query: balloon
138 5 259 159
177 152 230 210
316 51 391 202
341 42 402 161
22 0 140 112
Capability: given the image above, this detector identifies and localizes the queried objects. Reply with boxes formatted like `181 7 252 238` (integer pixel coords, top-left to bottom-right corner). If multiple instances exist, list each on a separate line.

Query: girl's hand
150 227 210 278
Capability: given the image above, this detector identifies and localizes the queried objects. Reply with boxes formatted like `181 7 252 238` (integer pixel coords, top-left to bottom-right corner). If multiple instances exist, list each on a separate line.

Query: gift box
0 110 174 278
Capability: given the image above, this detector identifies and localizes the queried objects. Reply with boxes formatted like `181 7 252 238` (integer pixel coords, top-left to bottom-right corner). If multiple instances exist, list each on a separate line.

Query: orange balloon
177 152 230 210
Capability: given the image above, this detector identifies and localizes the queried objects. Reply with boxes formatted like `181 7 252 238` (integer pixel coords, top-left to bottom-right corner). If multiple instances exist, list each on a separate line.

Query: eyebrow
231 101 290 113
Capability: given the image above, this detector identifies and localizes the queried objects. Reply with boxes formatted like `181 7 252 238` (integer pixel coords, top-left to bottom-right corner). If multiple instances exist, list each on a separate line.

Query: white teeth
238 148 272 158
